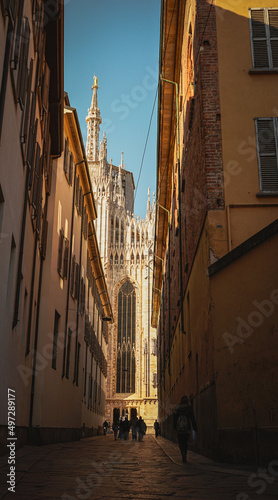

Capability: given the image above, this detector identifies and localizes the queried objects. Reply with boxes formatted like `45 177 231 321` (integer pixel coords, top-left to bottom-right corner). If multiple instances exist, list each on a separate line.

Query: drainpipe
157 203 171 376
12 167 31 329
160 76 185 336
29 193 49 427
25 231 38 355
73 193 84 384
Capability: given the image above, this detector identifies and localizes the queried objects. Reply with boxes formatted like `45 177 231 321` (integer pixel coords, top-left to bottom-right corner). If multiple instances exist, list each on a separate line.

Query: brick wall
162 0 225 352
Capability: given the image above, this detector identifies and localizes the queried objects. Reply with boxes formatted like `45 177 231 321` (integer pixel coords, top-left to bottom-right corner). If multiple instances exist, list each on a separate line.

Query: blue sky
64 0 161 218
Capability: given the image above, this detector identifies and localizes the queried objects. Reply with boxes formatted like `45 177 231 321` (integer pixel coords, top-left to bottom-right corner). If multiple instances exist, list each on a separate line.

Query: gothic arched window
115 217 119 244
110 217 114 244
116 281 136 393
131 224 135 245
121 220 124 244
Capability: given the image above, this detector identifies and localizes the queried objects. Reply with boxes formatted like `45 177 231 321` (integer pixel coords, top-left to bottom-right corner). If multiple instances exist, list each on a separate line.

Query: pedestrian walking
136 416 147 441
154 419 160 438
173 395 197 463
119 417 124 439
131 416 138 441
112 421 119 440
122 417 130 440
102 420 108 435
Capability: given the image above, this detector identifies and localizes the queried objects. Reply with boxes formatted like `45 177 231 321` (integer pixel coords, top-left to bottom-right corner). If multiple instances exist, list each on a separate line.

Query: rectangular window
74 262 80 301
57 228 64 277
52 310 60 370
21 58 33 146
255 118 278 192
250 8 278 69
76 342 81 386
16 17 30 109
66 328 72 379
0 20 13 140
63 137 69 177
63 238 69 280
70 255 75 297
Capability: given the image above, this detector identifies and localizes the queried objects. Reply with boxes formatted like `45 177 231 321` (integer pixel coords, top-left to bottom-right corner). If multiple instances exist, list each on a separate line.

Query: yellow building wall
211 230 278 461
215 0 278 250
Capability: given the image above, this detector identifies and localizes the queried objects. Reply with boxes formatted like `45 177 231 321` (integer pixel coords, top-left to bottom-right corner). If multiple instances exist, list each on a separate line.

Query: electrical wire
134 0 178 205
158 0 215 193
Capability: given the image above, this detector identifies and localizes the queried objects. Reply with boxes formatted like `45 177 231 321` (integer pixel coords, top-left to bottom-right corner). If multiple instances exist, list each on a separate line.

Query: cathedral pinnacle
86 75 101 162
90 76 100 113
120 151 124 170
147 187 151 217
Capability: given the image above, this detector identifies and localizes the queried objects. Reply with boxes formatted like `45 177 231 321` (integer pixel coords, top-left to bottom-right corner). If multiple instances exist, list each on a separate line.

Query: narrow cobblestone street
0 435 277 499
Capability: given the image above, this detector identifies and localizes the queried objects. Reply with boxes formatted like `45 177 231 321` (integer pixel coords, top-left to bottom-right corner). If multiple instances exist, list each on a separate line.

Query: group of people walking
104 415 147 441
103 395 197 463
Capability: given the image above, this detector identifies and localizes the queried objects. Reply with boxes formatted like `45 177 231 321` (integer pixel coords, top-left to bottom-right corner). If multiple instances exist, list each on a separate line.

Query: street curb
153 436 251 477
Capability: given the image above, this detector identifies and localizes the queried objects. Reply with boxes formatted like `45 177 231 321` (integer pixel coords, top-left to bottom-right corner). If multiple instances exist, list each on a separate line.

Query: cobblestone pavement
0 434 277 499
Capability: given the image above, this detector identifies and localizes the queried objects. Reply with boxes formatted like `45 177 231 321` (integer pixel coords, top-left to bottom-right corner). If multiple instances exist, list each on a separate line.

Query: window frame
255 117 278 194
249 8 278 70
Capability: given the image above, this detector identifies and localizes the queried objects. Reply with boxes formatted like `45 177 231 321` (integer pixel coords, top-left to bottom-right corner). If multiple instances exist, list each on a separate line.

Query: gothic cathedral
86 78 158 430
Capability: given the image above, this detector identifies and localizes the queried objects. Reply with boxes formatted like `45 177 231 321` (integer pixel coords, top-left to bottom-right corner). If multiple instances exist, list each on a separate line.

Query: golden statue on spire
91 76 98 90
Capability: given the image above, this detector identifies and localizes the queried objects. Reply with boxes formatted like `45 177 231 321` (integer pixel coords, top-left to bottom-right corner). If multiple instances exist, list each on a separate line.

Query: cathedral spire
86 75 102 163
147 187 151 218
91 76 99 110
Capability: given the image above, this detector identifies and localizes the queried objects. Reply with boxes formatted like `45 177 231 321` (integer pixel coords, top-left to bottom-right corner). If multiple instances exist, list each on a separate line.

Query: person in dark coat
131 416 138 441
122 417 130 440
154 419 160 438
173 395 197 463
112 421 119 440
136 416 147 441
103 420 108 435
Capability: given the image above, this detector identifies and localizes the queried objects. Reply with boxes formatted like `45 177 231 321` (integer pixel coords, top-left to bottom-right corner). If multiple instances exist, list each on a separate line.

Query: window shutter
75 175 79 207
74 263 80 301
41 61 50 112
256 118 278 191
57 228 64 276
40 213 48 260
84 211 88 239
70 255 75 297
63 238 69 280
26 92 37 168
44 132 52 194
11 0 24 70
35 167 43 232
34 33 45 95
80 277 84 315
69 152 73 186
17 17 30 109
21 58 33 144
269 10 278 67
31 142 41 208
4 0 18 26
82 208 88 238
250 10 269 68
63 138 69 176
78 187 83 215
